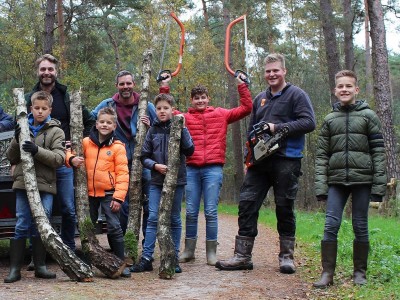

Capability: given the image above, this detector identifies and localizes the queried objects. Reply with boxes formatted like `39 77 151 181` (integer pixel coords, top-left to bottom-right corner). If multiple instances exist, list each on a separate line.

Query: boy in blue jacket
130 93 194 274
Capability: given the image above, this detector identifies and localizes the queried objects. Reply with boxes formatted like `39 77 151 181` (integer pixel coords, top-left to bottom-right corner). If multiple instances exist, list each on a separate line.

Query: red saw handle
224 15 246 76
170 12 185 77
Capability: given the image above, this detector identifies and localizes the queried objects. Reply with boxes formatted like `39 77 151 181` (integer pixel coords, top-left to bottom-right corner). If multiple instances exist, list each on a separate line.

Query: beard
119 90 133 99
39 75 56 87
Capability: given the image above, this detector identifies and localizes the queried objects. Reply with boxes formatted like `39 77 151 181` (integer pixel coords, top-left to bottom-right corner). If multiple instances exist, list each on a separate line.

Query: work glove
370 194 383 202
22 141 38 156
14 124 21 143
316 195 328 201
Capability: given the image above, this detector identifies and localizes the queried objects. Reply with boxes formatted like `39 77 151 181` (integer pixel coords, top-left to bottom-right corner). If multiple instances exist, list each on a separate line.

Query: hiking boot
215 235 254 271
130 257 153 273
279 236 296 274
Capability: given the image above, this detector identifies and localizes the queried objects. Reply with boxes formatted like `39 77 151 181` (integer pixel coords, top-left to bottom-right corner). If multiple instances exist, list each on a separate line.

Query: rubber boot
206 240 218 266
111 239 131 278
215 235 254 271
313 241 337 288
279 236 296 274
32 237 56 279
179 238 197 263
107 234 113 252
26 258 35 271
353 241 369 285
4 239 26 283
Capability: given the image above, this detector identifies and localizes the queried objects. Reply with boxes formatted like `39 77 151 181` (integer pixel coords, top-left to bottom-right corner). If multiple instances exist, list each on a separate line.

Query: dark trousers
238 158 301 238
323 184 371 242
89 195 123 243
120 168 151 235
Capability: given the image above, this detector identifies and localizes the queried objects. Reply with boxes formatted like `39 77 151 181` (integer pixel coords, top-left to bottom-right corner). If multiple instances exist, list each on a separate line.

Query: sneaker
130 257 153 273
121 267 131 278
175 264 182 273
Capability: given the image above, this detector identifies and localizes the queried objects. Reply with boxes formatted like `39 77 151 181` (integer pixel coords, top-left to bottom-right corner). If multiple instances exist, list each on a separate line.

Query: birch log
125 49 153 262
13 88 93 282
157 115 184 279
70 90 126 279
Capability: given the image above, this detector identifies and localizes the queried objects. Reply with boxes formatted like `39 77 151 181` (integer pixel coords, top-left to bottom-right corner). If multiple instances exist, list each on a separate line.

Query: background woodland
0 0 399 214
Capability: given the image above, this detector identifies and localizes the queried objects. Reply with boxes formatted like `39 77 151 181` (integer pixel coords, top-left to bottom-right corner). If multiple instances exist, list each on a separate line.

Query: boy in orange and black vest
66 107 130 278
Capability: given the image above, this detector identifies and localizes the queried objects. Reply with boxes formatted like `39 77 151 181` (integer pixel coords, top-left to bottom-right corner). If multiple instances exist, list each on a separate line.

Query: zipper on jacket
43 132 47 147
108 171 115 190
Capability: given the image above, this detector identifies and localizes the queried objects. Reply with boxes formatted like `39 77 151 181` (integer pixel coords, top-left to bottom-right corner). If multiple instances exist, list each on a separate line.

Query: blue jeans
142 184 184 260
14 189 53 239
120 168 150 236
56 165 76 250
323 184 371 242
185 165 223 241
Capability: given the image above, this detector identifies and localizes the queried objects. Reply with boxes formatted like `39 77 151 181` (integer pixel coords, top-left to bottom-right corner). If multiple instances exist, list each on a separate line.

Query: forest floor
0 214 312 300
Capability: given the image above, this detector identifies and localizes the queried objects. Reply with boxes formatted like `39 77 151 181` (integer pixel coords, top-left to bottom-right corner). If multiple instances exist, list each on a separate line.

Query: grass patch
218 202 400 299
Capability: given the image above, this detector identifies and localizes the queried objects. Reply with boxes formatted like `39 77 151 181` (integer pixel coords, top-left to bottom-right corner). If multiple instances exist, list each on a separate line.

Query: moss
158 268 175 280
78 217 95 254
124 230 138 262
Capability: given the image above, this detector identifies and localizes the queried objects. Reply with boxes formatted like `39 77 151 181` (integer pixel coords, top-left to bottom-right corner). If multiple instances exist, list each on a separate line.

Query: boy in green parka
314 70 387 288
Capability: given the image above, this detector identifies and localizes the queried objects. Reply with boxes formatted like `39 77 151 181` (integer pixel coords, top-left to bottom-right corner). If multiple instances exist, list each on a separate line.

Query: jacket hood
332 100 369 112
89 126 116 147
89 126 115 148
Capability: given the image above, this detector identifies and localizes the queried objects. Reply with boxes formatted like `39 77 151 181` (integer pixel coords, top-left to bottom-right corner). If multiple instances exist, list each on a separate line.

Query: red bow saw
156 12 185 82
224 15 250 85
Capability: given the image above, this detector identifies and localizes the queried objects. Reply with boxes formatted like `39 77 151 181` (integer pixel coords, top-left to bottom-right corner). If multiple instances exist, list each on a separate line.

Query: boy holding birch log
4 91 65 283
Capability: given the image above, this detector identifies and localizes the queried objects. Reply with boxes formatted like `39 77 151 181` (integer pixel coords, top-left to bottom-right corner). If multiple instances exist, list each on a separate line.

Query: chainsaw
244 121 289 167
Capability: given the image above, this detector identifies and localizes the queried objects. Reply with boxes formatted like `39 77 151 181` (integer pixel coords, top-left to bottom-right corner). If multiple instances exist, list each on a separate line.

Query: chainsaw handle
156 70 171 83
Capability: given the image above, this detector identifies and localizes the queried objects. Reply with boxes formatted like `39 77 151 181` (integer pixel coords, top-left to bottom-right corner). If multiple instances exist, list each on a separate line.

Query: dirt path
0 214 310 299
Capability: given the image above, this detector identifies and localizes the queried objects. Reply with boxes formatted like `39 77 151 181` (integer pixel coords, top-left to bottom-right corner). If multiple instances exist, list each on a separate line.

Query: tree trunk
366 0 399 182
70 90 126 279
201 0 209 31
157 115 184 279
342 0 355 70
266 0 275 52
364 0 373 98
223 5 244 202
320 0 341 104
367 0 399 213
125 49 153 262
13 88 93 282
43 0 55 54
56 0 66 74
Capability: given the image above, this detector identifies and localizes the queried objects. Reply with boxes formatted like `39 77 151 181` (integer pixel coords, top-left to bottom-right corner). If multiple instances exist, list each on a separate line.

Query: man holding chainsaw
216 53 316 274
159 72 252 266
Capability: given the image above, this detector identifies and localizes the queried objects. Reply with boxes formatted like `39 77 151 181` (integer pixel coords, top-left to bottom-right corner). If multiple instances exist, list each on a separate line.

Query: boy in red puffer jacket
159 73 252 265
